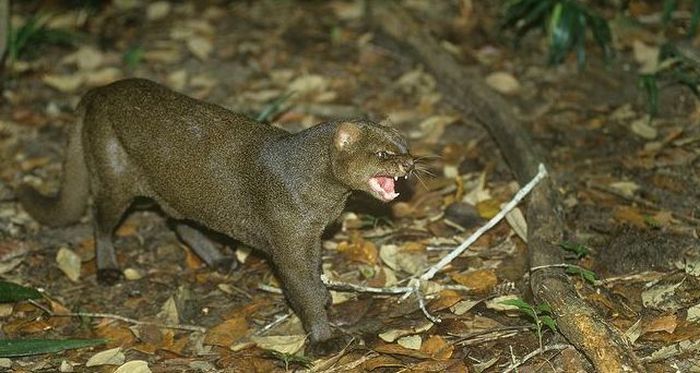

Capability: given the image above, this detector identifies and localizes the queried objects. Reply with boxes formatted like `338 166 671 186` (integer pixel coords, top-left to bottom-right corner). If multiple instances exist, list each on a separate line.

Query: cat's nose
400 158 415 173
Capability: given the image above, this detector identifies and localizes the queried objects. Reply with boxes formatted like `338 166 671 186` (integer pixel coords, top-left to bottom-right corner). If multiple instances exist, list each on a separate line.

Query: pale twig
256 312 292 336
502 344 570 373
258 283 284 294
28 299 206 333
321 275 413 294
421 164 548 281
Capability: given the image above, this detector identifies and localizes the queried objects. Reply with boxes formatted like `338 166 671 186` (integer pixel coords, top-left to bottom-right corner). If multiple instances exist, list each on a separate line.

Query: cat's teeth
394 176 398 181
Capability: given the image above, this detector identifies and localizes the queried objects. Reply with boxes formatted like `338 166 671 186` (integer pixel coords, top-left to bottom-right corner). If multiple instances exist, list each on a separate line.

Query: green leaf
0 281 42 303
565 265 598 284
536 302 553 315
559 240 589 259
639 74 659 118
690 0 700 36
0 339 106 357
123 45 145 69
255 91 295 123
501 298 537 319
662 0 678 26
540 315 558 332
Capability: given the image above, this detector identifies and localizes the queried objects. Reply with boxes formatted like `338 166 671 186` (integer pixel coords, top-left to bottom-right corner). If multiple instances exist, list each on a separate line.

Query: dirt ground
0 1 699 372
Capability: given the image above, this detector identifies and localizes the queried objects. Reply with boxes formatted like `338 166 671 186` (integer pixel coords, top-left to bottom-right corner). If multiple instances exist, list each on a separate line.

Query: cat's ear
378 117 393 127
335 122 361 150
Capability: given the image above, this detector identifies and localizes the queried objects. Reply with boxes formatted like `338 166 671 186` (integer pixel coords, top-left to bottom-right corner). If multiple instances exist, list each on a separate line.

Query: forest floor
0 1 699 372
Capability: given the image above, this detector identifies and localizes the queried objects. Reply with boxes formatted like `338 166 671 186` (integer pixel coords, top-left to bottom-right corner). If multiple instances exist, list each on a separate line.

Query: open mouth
368 175 402 201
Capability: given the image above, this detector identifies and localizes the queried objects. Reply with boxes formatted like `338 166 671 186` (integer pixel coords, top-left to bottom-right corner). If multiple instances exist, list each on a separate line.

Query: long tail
19 106 90 227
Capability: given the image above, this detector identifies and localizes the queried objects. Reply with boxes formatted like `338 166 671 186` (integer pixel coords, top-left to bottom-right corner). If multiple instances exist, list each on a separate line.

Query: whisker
409 168 429 190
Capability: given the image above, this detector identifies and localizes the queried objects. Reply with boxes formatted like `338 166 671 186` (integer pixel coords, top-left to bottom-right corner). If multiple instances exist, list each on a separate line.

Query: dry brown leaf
613 206 647 227
450 269 497 294
204 317 248 347
398 335 422 350
86 347 125 367
428 290 462 312
421 335 454 360
95 321 136 347
362 355 405 371
337 233 378 264
114 360 151 373
250 334 306 355
643 314 678 335
56 247 81 282
373 342 429 359
475 198 500 219
43 74 84 92
187 37 213 61
485 71 520 95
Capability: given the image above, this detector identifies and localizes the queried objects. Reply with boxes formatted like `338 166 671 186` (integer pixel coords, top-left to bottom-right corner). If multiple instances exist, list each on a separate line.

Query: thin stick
502 343 570 373
321 275 414 294
28 299 206 333
256 312 292 336
421 164 548 281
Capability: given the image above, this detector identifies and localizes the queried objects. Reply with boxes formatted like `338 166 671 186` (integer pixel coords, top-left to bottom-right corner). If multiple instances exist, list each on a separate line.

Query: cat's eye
376 151 390 159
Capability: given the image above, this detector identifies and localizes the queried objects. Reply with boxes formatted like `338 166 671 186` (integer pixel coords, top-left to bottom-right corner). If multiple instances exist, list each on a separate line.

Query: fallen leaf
633 40 660 74
378 321 433 343
86 347 125 367
613 206 647 227
630 117 658 140
485 71 520 95
450 300 480 315
421 335 454 360
451 269 497 294
204 317 248 347
485 295 520 311
146 1 171 21
505 206 527 243
63 46 104 70
642 281 683 311
428 290 462 312
609 181 640 197
373 343 429 359
379 244 428 275
287 74 328 97
688 304 700 323
643 314 677 335
167 69 188 91
397 335 422 350
157 296 179 325
250 335 306 355
84 67 122 86
187 37 213 61
114 360 150 373
43 74 84 92
476 199 500 219
123 268 143 281
56 247 81 282
337 233 378 264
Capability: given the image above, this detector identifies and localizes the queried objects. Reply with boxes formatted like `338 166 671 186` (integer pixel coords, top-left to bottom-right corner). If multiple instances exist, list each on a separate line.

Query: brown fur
19 78 414 353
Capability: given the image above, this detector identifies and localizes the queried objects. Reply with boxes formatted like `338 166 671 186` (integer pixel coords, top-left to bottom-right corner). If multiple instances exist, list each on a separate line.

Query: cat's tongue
369 176 399 201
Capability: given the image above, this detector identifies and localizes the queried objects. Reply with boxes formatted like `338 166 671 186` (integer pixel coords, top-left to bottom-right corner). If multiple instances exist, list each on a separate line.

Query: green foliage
256 91 295 123
662 0 700 36
641 42 700 117
0 339 106 357
565 265 598 285
559 240 589 259
123 45 144 70
7 14 78 65
501 298 557 349
265 350 313 370
0 281 41 303
502 0 612 67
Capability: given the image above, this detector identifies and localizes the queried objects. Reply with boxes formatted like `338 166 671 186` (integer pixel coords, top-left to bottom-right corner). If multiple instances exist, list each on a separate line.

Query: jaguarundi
19 78 415 353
